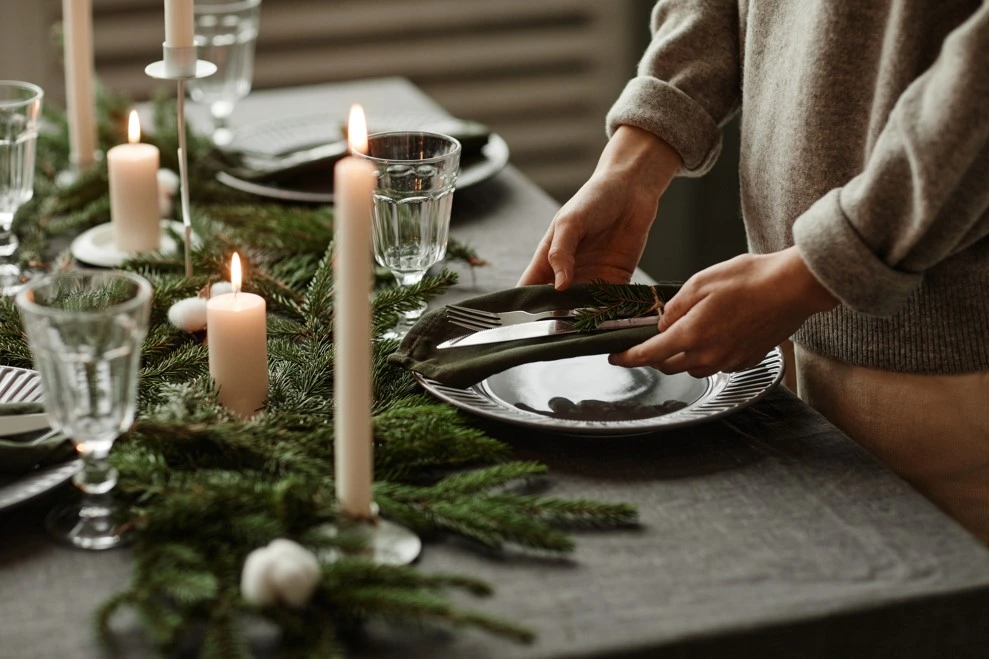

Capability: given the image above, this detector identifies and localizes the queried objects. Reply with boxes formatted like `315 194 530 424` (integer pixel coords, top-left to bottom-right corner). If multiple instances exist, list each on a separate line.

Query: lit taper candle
333 104 376 518
207 253 269 418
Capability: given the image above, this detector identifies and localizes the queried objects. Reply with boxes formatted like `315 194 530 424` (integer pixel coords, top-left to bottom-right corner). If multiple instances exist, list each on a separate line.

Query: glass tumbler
187 0 262 146
0 81 43 295
16 270 152 550
357 132 461 339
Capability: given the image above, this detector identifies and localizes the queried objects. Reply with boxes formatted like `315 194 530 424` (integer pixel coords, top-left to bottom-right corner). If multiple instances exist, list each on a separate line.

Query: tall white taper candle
333 105 376 519
164 0 195 48
62 0 97 169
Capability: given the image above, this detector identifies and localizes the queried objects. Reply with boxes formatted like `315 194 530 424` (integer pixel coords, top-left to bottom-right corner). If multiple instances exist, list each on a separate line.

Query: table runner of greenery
0 90 636 658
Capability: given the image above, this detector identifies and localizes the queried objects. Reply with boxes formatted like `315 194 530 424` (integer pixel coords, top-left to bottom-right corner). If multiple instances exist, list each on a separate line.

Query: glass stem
0 212 18 258
74 449 119 497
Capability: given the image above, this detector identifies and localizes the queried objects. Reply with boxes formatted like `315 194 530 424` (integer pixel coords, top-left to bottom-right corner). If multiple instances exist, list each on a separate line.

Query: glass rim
15 270 153 319
0 80 44 108
357 131 463 166
194 0 262 13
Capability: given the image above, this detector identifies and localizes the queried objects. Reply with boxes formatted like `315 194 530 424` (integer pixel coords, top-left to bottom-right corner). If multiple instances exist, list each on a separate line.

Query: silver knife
436 315 659 349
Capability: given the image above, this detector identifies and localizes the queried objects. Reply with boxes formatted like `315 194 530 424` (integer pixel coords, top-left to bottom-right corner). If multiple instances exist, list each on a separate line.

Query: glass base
45 498 132 550
318 516 422 566
382 301 429 340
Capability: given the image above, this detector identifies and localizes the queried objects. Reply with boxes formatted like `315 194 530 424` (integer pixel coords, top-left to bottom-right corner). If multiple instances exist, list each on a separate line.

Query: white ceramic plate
415 348 784 436
0 366 80 512
70 220 195 268
215 112 510 203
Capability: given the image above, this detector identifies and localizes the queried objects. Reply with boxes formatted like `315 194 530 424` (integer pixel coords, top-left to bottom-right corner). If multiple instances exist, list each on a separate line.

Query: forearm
793 5 989 316
607 0 741 176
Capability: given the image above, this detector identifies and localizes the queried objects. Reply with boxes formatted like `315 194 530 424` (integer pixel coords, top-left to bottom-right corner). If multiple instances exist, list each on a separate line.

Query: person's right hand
518 126 683 290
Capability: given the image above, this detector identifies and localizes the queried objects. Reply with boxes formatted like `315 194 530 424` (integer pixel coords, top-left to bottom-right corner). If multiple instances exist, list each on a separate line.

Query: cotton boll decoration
240 539 321 609
167 296 208 332
157 168 179 218
210 281 234 298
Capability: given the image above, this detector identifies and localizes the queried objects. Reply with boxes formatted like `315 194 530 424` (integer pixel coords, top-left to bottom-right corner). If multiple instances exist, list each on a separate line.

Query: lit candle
62 0 97 169
333 104 376 518
164 0 195 48
107 111 161 252
207 253 269 418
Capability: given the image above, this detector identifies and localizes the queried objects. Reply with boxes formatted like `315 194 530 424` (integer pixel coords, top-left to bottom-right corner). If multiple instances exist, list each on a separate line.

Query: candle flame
348 104 368 155
128 110 141 144
231 253 242 295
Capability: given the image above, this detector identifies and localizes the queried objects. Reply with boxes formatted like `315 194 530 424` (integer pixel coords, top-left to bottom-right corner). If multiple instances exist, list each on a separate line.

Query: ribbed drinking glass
16 270 152 550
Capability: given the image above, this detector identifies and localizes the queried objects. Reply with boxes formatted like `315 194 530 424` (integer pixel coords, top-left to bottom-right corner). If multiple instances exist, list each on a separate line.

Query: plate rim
214 115 511 203
0 365 80 513
414 347 785 436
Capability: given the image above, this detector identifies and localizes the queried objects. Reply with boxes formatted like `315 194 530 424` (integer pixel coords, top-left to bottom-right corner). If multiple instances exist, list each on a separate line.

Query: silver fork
444 304 582 332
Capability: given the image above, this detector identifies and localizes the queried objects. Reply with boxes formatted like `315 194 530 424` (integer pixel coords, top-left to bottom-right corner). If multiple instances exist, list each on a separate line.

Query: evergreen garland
0 88 637 656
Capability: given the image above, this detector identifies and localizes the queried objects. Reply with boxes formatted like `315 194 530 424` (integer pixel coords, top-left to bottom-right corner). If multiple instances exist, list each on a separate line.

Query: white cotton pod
266 539 321 608
157 168 179 218
240 547 278 607
210 281 234 298
167 296 208 332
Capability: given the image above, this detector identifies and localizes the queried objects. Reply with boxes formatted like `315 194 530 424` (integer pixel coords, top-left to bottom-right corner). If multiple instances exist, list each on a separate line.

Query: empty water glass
0 81 43 295
187 0 262 146
357 132 461 339
16 270 152 550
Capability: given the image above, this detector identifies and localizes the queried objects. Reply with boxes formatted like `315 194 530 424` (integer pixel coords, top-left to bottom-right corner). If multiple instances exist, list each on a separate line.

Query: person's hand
518 126 682 289
610 247 839 376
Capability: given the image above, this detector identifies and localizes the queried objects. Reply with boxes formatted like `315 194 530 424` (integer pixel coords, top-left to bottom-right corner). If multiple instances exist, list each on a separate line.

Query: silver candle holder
144 44 216 278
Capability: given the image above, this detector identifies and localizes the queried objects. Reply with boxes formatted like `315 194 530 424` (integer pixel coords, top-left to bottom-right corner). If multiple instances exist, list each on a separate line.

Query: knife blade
0 412 52 437
436 315 659 349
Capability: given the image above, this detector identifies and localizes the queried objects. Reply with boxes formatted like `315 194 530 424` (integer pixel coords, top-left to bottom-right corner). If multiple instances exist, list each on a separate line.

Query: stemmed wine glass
16 270 152 550
357 132 461 339
187 0 262 146
0 81 43 295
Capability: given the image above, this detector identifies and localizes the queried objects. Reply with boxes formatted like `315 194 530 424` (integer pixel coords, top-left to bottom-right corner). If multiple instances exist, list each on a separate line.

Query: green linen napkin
0 403 75 475
390 283 678 388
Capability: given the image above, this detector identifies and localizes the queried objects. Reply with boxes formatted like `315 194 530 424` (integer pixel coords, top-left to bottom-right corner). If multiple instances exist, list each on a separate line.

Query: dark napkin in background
0 403 75 475
390 283 679 388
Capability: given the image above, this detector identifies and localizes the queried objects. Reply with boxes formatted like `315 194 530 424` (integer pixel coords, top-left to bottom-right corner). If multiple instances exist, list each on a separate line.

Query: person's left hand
610 247 839 377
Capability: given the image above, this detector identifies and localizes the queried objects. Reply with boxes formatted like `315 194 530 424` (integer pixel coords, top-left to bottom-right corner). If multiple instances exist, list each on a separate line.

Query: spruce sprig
572 280 667 330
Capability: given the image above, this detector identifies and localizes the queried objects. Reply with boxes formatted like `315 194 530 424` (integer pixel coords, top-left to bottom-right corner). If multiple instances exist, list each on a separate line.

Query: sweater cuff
606 76 722 177
792 189 923 316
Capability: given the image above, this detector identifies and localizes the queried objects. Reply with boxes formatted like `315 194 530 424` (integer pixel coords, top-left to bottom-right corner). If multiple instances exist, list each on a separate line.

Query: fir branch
572 280 668 331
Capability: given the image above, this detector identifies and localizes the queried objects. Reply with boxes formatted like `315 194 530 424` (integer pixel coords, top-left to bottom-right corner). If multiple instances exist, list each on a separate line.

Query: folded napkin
0 403 75 475
390 284 679 388
216 118 493 185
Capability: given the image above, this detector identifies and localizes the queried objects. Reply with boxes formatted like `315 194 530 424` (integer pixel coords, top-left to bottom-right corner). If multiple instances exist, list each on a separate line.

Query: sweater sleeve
606 0 741 177
793 6 989 317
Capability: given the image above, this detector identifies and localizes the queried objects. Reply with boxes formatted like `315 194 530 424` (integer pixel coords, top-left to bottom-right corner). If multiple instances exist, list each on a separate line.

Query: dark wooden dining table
1 78 988 659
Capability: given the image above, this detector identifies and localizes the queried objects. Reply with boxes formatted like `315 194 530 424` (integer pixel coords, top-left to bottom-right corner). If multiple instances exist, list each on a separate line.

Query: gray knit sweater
607 0 989 374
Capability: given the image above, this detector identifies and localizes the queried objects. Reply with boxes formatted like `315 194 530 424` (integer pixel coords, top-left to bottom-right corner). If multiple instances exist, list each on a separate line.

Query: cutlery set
440 304 659 349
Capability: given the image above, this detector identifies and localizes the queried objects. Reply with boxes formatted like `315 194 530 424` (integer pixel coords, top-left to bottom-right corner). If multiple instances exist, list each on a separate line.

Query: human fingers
608 322 689 368
545 217 580 290
658 278 701 332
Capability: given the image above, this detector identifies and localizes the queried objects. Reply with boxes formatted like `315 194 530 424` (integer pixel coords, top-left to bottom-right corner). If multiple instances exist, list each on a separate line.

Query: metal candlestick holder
320 503 421 566
144 44 216 278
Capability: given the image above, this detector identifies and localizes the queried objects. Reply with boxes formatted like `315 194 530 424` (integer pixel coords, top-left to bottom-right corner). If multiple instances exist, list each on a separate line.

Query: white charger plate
215 112 510 203
0 366 80 512
415 348 784 436
70 220 195 268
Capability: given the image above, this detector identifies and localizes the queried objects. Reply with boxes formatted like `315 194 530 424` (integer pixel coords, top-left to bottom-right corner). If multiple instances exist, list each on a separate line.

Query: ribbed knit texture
608 1 989 374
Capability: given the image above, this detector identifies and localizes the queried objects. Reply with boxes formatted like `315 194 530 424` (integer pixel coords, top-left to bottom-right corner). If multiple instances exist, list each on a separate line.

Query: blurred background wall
0 0 745 281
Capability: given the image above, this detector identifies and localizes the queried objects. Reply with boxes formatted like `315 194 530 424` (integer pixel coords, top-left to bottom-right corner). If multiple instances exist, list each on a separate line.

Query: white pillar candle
333 104 376 519
62 0 97 169
164 0 195 48
107 111 161 252
207 253 269 418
